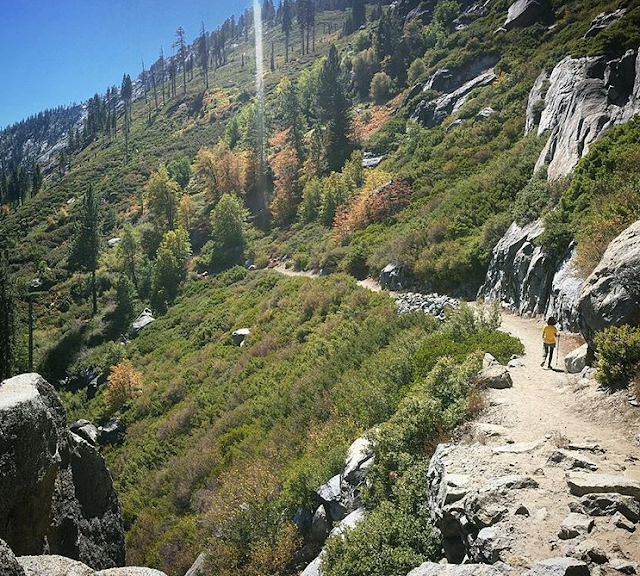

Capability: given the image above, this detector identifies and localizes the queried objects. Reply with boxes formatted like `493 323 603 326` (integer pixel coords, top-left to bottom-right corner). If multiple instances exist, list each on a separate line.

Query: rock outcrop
478 220 555 317
544 249 584 333
533 48 640 180
16 555 168 576
503 0 552 31
584 9 627 39
0 539 25 576
409 54 500 128
576 220 640 346
0 373 125 570
564 344 588 374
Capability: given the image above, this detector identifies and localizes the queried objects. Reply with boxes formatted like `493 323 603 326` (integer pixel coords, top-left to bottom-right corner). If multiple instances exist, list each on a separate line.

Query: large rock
96 569 168 575
579 492 640 522
567 473 640 500
0 539 25 576
408 562 513 575
478 220 555 317
342 437 373 484
475 366 513 389
534 49 640 180
0 374 125 569
576 220 640 346
525 71 549 135
184 552 207 576
379 264 406 291
558 512 594 539
545 249 585 333
18 555 95 576
526 557 589 575
504 0 552 30
564 344 589 374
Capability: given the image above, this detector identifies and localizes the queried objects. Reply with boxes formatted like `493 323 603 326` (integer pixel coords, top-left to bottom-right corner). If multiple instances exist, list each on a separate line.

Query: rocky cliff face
531 48 640 180
0 373 125 570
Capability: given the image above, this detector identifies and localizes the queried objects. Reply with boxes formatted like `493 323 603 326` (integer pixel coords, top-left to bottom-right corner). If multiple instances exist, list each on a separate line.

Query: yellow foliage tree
193 144 253 203
270 147 301 226
105 360 143 413
145 165 180 230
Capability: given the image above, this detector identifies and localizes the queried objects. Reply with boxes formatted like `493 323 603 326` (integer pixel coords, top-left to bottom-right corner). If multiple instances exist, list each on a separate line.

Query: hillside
2 0 640 575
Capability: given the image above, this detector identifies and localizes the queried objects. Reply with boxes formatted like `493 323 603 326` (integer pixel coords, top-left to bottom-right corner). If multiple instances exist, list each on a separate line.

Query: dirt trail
272 265 640 565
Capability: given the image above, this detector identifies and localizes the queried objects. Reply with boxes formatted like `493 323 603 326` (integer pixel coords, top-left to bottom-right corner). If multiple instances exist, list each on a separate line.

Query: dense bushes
594 325 640 389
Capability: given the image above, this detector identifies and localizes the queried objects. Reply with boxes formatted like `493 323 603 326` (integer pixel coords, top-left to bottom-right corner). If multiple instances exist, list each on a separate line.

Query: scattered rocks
564 344 589 374
567 473 640 500
475 365 513 390
394 292 458 319
547 449 598 471
504 0 552 30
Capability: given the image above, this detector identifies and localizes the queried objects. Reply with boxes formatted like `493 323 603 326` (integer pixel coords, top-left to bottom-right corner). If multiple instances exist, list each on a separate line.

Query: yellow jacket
542 324 558 344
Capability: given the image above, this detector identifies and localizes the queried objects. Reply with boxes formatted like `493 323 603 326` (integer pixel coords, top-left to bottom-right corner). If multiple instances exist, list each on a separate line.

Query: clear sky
0 0 253 129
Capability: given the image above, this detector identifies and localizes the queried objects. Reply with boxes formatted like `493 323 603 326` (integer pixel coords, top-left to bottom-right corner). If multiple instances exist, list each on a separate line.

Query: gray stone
183 552 207 576
504 0 552 30
483 353 499 369
559 513 594 539
330 507 365 537
310 506 331 545
132 308 155 332
70 420 99 445
545 249 585 334
576 220 640 347
564 345 589 374
232 328 250 346
0 374 125 569
579 492 640 522
379 264 406 291
610 558 637 574
97 570 168 576
300 556 323 576
527 557 590 575
408 562 512 575
585 9 627 39
547 449 598 471
478 220 555 317
612 511 636 532
535 49 640 180
476 365 513 389
526 71 549 135
572 539 608 564
473 526 511 563
342 436 373 484
0 539 25 576
567 473 640 500
18 555 95 576
493 440 543 454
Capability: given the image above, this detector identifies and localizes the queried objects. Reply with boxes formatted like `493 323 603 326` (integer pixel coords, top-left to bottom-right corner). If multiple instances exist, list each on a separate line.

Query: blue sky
0 0 253 128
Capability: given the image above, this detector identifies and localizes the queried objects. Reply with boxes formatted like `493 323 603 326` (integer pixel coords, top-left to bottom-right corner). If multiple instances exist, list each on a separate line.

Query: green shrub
370 72 393 104
594 325 640 389
512 175 553 225
322 461 439 576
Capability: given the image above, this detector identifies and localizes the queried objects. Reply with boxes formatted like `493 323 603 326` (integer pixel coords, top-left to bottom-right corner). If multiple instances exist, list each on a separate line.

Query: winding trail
275 265 640 564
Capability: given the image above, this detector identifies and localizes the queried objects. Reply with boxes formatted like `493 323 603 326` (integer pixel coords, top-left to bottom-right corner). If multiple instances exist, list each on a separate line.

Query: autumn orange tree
193 144 253 203
270 147 301 226
105 360 144 413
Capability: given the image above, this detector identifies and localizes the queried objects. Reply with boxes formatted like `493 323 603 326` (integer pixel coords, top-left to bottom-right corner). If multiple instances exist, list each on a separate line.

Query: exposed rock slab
408 562 513 575
566 473 640 500
0 539 25 576
576 220 640 346
18 555 95 576
504 0 552 30
526 557 589 575
535 49 640 180
585 9 627 39
545 249 585 333
547 449 597 471
579 492 640 521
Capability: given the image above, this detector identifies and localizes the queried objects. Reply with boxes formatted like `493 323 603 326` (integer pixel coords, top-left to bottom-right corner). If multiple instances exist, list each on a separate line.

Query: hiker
540 316 559 368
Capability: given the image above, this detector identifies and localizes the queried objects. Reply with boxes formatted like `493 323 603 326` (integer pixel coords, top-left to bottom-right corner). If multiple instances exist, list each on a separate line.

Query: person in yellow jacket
540 317 559 368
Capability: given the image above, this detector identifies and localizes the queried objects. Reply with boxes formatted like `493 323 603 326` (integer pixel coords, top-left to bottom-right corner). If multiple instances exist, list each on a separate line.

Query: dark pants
543 342 555 366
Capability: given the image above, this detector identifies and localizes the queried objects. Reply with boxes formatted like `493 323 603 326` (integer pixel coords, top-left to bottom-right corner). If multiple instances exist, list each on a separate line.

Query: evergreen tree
352 0 366 29
0 250 16 379
210 193 248 267
118 224 138 285
31 160 43 197
70 185 101 315
282 0 293 62
145 166 181 231
159 46 166 105
175 27 188 95
277 76 304 159
115 274 136 329
317 45 352 172
121 74 133 163
297 0 307 55
152 228 191 308
198 21 209 89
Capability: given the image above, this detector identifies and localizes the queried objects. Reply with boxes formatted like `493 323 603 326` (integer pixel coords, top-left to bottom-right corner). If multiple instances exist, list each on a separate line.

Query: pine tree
277 76 304 159
31 160 43 197
317 45 352 172
352 0 366 29
70 185 101 315
271 41 276 72
0 250 16 379
198 21 209 89
298 0 307 55
160 46 166 105
282 0 293 62
175 27 188 95
121 74 133 163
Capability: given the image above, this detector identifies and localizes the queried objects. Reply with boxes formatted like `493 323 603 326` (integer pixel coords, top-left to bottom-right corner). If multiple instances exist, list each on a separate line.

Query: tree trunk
91 269 97 316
